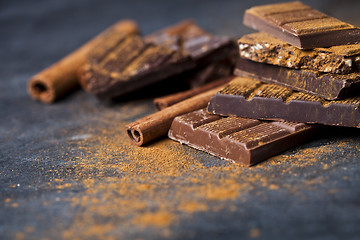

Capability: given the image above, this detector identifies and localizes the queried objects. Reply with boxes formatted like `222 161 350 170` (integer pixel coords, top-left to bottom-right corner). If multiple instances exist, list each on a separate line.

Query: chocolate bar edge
238 32 360 74
94 57 196 99
207 91 360 128
234 58 360 100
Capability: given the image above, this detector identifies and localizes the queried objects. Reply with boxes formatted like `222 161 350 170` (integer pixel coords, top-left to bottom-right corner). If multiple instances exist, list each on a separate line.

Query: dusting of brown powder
11 107 352 239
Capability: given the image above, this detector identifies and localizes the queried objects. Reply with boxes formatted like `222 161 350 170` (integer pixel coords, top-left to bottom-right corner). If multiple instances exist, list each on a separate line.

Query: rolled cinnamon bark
126 85 225 146
28 20 139 103
154 77 234 110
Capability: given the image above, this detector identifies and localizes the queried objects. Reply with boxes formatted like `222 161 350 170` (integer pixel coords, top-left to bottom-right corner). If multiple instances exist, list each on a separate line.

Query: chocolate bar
243 1 360 49
238 32 360 74
207 77 360 128
168 109 317 166
234 58 360 100
79 20 237 99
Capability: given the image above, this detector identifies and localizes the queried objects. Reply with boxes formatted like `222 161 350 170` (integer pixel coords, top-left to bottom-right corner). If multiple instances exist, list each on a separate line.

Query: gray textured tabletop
1 0 360 239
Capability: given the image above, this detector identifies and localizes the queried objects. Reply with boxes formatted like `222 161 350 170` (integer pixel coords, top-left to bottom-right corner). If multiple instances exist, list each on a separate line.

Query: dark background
1 1 360 239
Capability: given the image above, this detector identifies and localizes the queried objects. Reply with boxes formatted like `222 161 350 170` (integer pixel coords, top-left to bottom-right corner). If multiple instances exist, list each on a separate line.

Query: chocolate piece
80 31 194 99
239 32 360 74
79 20 237 99
243 1 360 49
168 109 317 166
234 58 360 100
207 77 360 128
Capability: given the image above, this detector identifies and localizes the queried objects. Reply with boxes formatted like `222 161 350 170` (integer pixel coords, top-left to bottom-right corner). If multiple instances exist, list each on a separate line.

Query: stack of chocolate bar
169 1 360 166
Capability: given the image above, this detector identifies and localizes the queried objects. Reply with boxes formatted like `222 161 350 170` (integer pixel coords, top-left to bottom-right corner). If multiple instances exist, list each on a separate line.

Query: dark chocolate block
243 1 360 49
80 20 237 99
239 32 360 74
168 109 317 166
234 58 360 100
207 77 360 128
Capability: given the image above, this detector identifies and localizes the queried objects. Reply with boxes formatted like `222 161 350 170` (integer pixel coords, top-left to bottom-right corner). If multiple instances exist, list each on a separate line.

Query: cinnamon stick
154 77 234 110
28 20 139 103
126 85 226 146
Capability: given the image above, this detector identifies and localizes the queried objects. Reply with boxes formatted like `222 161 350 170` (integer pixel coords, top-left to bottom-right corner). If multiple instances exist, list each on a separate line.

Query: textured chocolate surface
243 1 360 49
234 58 360 100
169 109 317 166
239 32 360 74
80 21 237 99
207 77 360 128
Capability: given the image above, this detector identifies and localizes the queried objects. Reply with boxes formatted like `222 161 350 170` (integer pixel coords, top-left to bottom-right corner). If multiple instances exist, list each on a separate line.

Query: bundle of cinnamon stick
28 19 237 146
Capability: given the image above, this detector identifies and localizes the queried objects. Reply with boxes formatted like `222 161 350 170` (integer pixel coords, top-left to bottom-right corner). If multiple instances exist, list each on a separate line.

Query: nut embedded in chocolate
238 32 360 74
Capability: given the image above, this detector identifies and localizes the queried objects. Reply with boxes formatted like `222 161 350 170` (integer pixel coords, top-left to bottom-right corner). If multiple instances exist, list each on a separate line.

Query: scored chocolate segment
238 32 360 74
79 20 237 99
176 108 222 129
168 109 317 166
243 1 360 49
234 58 360 100
207 77 360 128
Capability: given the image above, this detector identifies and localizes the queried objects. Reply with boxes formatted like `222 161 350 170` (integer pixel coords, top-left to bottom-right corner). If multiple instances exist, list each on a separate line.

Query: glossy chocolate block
207 77 360 128
243 1 360 49
234 58 360 100
238 32 360 74
79 20 237 99
168 109 317 166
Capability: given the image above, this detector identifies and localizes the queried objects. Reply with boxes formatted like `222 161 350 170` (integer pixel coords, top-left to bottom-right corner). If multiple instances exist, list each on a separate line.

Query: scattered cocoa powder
249 228 261 238
8 107 356 239
133 211 176 227
178 202 208 213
